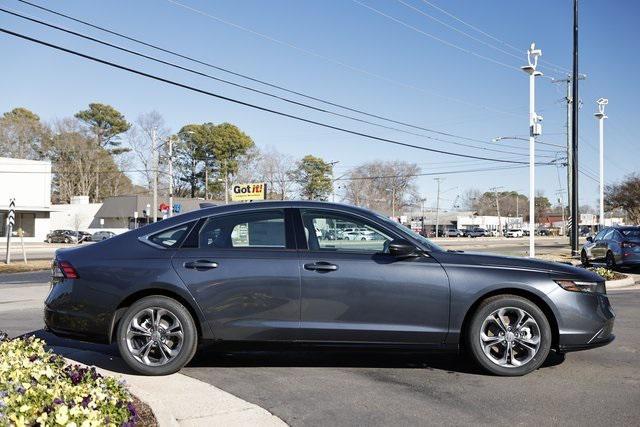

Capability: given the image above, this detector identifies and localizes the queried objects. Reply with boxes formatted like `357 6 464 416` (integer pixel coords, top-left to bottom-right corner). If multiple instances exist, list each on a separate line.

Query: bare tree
342 160 420 215
126 111 170 191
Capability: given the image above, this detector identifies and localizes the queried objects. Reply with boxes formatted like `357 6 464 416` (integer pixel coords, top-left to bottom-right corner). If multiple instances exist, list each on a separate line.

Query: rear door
593 228 613 260
171 208 301 341
295 208 450 345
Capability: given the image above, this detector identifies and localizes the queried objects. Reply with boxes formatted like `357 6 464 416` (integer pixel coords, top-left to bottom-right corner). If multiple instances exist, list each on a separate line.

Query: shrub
588 267 617 281
0 334 137 426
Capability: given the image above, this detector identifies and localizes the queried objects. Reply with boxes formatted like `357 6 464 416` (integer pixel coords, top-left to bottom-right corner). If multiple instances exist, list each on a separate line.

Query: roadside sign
231 183 267 202
5 198 15 264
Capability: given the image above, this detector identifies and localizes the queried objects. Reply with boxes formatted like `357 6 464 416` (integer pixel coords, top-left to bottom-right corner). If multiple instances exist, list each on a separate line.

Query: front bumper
553 289 615 352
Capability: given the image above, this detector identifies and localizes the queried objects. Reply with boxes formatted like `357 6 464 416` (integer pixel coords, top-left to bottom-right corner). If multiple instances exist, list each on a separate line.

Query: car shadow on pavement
188 343 567 375
20 329 566 376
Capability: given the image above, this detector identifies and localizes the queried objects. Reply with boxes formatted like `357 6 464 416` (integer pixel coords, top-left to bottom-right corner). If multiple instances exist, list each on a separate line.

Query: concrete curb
605 275 636 289
54 346 286 427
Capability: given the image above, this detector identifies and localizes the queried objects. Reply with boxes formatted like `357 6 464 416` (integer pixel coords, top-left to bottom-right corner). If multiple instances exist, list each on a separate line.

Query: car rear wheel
606 251 616 269
581 250 590 267
467 295 551 376
117 296 198 376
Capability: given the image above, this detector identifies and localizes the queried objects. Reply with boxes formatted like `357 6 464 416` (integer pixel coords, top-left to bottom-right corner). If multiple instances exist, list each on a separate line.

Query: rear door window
198 210 286 249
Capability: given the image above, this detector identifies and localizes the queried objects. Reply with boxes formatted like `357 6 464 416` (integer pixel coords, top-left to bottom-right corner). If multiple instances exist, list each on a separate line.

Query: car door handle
304 262 338 272
184 260 219 270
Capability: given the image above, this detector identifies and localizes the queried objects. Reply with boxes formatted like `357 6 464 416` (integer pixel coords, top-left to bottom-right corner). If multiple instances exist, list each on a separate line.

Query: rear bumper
44 278 115 344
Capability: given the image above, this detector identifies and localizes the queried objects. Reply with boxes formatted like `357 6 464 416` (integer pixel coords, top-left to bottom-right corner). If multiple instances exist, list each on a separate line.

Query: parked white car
506 229 524 238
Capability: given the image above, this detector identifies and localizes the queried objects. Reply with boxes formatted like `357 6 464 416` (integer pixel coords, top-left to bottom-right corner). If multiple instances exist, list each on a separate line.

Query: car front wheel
581 250 590 267
117 296 198 376
467 295 551 376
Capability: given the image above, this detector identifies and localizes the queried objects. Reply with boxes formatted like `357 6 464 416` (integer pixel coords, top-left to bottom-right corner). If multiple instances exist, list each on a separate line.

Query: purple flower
15 386 26 395
53 398 64 405
127 402 137 418
29 354 38 362
81 396 91 408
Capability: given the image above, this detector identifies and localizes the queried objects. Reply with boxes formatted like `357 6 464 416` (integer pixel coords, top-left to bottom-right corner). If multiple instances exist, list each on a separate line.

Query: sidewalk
54 346 287 427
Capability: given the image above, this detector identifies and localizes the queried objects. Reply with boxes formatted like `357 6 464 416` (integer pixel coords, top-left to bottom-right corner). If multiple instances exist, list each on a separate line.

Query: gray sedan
581 226 640 268
45 201 614 377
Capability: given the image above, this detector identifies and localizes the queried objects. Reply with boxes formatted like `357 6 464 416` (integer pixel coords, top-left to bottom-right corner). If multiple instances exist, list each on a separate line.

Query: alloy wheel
125 307 184 366
480 307 541 368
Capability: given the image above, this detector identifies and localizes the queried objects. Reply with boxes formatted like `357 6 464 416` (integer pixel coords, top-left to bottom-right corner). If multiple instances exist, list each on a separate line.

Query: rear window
620 229 640 238
148 223 192 248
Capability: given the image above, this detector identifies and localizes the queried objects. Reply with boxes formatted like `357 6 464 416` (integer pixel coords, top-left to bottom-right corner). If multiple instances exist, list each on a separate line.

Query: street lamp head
595 98 608 118
522 42 543 74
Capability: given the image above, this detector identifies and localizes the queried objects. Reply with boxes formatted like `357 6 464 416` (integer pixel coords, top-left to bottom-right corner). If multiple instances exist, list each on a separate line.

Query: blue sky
1 0 637 210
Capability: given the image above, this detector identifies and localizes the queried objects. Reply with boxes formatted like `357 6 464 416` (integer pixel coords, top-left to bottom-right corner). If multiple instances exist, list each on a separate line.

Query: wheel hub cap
480 307 541 368
125 307 184 367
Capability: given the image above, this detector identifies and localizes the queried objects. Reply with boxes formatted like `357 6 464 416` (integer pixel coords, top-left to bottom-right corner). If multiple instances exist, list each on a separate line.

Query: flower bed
0 333 153 426
587 267 626 281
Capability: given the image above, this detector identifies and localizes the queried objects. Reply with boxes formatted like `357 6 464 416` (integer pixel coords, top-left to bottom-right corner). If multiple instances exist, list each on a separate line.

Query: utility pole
224 159 229 204
571 0 580 255
168 136 174 217
490 186 504 236
152 128 158 223
552 73 585 241
434 178 442 238
594 98 608 227
521 43 543 258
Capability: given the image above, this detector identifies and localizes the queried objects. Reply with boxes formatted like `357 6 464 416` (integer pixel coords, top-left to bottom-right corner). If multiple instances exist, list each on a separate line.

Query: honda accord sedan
45 201 614 376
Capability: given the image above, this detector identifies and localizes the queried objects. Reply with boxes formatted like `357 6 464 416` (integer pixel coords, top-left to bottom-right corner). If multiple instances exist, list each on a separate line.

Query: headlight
555 280 606 294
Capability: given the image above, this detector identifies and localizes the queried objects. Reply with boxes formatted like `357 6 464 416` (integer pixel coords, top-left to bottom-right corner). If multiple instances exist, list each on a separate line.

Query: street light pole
521 42 543 258
434 178 442 238
570 0 580 255
168 136 174 217
594 98 608 227
152 127 158 223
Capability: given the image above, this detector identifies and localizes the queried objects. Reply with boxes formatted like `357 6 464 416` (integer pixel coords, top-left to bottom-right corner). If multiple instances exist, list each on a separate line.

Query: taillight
622 241 638 249
53 260 79 279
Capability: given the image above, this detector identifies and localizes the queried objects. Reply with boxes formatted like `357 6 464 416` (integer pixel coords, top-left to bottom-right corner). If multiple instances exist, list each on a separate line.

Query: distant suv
581 226 640 269
465 228 487 238
446 229 463 237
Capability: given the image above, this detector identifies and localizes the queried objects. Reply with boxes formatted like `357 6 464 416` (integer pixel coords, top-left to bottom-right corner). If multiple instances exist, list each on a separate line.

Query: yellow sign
230 182 267 201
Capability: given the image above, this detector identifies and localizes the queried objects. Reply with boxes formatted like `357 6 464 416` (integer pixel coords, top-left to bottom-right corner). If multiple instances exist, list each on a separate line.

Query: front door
172 208 300 341
296 208 450 345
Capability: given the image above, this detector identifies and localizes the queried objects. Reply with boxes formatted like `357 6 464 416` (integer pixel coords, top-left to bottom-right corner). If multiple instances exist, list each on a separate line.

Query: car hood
433 250 603 281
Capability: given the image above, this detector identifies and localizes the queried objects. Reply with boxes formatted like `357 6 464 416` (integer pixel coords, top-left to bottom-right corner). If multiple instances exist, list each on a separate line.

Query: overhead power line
160 0 525 118
0 27 557 166
418 0 571 74
14 0 528 148
0 8 557 159
351 0 522 72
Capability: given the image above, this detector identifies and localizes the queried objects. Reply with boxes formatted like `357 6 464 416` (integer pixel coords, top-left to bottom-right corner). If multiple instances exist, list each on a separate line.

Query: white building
50 196 103 232
0 157 52 242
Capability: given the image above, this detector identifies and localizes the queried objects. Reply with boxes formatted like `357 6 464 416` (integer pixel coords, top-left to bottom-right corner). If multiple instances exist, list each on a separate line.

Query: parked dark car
465 227 487 238
581 226 640 269
46 230 80 244
46 201 614 377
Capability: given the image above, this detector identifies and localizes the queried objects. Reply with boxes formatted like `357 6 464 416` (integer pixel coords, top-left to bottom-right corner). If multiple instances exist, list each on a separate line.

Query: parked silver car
91 231 116 241
581 226 640 268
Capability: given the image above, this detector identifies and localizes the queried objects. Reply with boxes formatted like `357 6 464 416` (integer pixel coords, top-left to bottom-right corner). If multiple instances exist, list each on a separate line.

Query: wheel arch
109 288 205 344
459 288 560 350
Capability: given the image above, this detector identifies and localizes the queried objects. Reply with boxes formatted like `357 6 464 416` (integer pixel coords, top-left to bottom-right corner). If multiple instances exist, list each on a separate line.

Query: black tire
581 250 590 267
117 296 198 376
606 251 616 270
467 294 552 376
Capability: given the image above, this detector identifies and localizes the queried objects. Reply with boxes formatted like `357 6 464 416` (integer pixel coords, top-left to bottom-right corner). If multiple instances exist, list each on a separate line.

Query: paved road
2 250 639 426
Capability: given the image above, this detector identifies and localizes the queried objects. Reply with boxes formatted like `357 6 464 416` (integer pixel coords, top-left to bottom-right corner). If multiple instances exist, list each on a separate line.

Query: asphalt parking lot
2 239 638 426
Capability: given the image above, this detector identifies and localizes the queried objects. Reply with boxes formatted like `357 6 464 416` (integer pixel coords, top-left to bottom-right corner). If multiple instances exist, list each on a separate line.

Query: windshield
374 213 444 252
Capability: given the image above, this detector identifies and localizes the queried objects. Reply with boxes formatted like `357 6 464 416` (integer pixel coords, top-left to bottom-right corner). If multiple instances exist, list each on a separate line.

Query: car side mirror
388 239 420 257
586 236 593 243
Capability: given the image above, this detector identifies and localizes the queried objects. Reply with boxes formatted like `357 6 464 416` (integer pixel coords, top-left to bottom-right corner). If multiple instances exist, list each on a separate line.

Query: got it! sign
231 183 267 201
